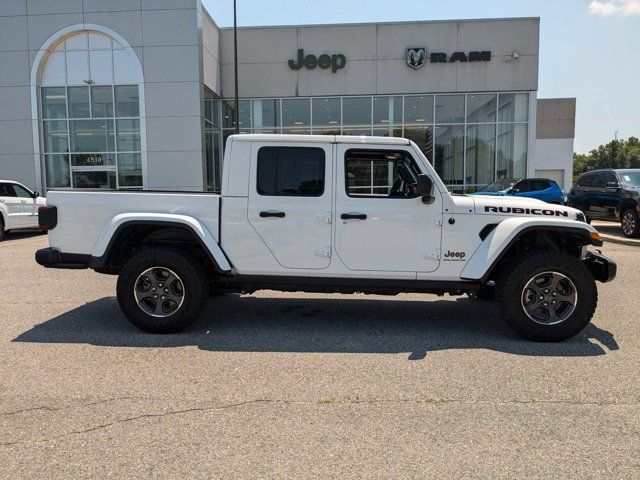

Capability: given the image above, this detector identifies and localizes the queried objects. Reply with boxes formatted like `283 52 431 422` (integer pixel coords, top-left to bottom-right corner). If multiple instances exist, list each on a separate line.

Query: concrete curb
591 222 640 247
600 234 640 247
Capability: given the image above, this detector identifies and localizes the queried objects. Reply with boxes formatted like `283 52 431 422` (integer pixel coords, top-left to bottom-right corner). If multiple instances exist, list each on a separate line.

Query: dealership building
0 1 576 194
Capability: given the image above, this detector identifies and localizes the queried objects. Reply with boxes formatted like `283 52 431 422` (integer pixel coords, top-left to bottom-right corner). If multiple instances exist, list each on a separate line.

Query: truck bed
46 190 221 256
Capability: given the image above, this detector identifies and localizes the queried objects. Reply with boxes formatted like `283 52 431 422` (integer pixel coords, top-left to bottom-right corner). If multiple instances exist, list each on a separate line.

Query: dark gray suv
568 169 640 238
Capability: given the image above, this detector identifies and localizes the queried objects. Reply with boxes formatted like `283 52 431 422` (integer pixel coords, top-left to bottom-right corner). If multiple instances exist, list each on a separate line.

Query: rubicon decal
484 206 569 217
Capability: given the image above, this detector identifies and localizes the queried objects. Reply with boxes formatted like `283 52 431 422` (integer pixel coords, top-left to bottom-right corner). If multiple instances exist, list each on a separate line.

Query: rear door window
515 180 532 192
257 147 325 196
532 180 550 191
589 173 606 188
0 183 17 197
577 174 592 187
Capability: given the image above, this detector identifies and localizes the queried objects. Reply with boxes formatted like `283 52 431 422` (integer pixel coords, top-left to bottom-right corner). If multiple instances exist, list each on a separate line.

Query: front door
248 143 333 270
334 145 443 273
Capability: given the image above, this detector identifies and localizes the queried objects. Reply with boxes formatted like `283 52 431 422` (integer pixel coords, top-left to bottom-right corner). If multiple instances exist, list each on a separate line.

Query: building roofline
216 16 540 31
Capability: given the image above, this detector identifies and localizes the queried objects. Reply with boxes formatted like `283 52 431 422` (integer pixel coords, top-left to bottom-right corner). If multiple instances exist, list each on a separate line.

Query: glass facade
39 31 143 190
204 88 226 192
220 92 530 192
41 84 142 189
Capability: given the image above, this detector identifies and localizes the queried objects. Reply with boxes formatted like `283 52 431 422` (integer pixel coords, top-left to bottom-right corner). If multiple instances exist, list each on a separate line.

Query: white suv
0 180 46 241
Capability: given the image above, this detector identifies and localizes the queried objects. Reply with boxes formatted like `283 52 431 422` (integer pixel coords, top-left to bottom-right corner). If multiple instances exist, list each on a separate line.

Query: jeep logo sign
288 49 347 73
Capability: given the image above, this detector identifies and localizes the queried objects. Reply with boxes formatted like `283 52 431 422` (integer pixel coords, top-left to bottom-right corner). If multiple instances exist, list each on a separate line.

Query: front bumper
35 247 90 269
583 251 617 283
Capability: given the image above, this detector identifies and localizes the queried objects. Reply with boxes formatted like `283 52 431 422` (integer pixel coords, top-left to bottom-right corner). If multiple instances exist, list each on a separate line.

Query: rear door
247 142 333 270
586 173 608 218
569 173 592 211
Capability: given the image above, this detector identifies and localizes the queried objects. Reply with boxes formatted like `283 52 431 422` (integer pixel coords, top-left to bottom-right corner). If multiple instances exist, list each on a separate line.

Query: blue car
472 178 565 204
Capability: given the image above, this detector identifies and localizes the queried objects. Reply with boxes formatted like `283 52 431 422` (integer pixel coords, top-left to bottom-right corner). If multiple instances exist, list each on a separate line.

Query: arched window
38 30 144 189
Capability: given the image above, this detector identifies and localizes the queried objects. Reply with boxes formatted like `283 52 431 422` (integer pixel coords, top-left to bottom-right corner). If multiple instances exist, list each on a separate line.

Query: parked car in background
0 180 46 241
567 169 640 238
471 178 565 204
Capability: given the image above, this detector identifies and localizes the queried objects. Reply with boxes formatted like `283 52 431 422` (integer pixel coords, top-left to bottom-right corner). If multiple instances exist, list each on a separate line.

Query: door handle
259 210 285 218
341 213 367 220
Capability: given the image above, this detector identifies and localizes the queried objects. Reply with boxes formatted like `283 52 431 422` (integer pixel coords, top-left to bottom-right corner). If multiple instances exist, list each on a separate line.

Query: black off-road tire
496 250 597 341
0 219 4 241
116 246 209 333
621 208 640 238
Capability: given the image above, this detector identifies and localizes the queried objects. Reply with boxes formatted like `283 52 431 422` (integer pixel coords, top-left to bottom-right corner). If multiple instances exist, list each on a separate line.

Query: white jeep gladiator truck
36 135 616 341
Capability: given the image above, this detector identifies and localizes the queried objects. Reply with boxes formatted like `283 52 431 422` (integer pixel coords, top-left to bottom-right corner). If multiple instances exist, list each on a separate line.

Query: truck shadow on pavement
13 295 619 359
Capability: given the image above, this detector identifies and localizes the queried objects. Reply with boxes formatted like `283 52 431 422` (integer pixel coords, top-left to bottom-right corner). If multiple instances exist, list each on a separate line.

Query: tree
574 136 640 180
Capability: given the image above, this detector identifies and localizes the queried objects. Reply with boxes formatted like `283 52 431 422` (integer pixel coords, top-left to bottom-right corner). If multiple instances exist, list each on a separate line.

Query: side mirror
416 174 434 204
32 191 40 198
605 181 620 191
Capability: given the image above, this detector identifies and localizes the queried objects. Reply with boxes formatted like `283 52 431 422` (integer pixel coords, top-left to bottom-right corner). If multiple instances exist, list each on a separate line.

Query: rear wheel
496 250 597 341
621 208 640 238
0 219 4 241
116 246 208 333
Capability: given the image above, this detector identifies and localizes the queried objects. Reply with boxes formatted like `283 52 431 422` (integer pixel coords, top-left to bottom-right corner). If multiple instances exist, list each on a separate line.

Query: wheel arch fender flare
89 213 231 272
460 218 602 282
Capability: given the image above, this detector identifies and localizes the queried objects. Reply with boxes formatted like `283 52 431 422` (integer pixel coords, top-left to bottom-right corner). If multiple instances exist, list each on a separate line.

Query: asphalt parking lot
0 232 638 478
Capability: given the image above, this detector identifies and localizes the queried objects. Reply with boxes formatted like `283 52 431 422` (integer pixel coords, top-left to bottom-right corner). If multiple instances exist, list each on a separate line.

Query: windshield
619 171 640 187
479 179 519 192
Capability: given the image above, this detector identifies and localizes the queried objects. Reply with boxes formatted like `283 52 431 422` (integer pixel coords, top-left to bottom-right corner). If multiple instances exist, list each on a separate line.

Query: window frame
344 148 424 200
256 146 326 198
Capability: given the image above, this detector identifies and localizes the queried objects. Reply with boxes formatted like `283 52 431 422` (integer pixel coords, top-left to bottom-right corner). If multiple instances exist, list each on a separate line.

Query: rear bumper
35 247 90 270
583 251 617 283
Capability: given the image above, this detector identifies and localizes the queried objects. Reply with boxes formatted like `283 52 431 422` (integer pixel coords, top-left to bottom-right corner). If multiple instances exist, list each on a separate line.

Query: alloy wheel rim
622 212 636 236
521 271 578 325
134 267 185 318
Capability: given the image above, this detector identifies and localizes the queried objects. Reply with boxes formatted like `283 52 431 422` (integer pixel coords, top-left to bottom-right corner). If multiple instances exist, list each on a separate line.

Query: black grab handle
260 211 286 218
340 213 367 220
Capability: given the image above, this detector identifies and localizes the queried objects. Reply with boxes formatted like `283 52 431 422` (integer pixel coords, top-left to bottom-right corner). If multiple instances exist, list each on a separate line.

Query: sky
202 0 640 154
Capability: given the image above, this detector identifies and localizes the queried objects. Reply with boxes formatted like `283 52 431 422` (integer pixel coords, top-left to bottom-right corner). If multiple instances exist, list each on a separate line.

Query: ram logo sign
406 47 427 69
484 206 569 217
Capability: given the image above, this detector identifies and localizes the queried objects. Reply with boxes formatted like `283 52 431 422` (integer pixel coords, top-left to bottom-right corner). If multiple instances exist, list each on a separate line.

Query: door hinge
422 249 440 261
316 212 332 224
314 246 331 258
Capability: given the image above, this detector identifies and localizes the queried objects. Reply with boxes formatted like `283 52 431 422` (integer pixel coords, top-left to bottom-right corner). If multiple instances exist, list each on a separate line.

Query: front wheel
116 246 209 333
621 208 640 238
496 250 597 341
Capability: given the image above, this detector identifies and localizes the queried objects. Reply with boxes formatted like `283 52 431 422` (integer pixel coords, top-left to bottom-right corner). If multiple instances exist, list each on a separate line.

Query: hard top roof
230 134 410 146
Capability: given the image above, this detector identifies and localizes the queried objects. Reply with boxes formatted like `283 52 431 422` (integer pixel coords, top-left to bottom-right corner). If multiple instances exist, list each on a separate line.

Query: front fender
90 213 231 272
460 218 601 282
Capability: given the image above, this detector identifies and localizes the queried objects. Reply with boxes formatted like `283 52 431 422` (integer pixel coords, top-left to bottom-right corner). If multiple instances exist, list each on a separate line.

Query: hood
472 195 582 220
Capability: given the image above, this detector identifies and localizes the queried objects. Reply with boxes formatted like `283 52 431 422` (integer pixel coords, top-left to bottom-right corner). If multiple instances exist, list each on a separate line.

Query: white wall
202 9 221 94
534 138 574 191
219 18 540 99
